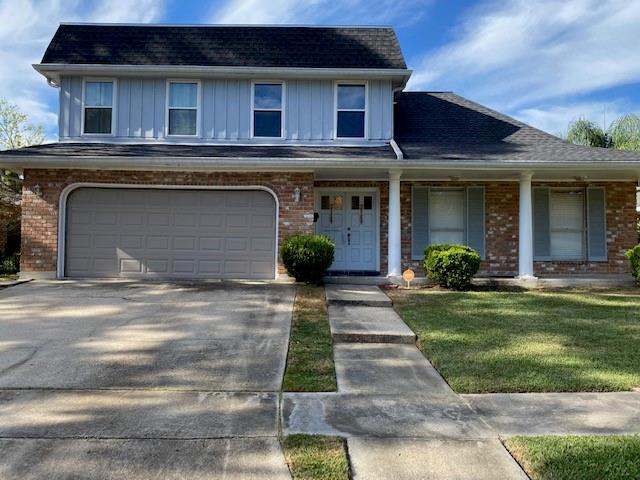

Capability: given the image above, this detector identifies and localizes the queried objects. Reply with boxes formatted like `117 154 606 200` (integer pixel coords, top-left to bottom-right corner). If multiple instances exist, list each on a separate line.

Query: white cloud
212 0 429 25
0 0 166 140
409 0 640 130
515 101 631 137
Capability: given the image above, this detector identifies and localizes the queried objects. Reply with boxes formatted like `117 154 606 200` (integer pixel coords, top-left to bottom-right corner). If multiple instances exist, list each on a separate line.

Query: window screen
550 191 584 260
336 84 365 138
253 83 283 137
429 189 465 245
168 82 198 136
84 81 113 134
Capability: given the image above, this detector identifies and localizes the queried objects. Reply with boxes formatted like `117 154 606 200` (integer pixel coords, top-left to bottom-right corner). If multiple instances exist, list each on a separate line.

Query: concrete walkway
289 284 528 480
286 284 640 479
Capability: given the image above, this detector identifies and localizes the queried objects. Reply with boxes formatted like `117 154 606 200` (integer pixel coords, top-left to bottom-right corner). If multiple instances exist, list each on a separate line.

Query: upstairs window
83 80 114 134
253 83 283 138
168 81 198 136
336 83 366 138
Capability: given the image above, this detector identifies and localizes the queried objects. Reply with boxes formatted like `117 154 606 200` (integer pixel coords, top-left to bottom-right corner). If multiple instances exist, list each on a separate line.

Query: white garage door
64 187 277 279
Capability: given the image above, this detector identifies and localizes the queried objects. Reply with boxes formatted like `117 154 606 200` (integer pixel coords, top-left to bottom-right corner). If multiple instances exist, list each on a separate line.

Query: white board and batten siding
59 76 393 141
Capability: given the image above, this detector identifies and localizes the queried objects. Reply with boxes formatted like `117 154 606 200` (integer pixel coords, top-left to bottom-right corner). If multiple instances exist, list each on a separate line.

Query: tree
566 118 611 148
565 114 640 151
608 114 640 151
0 98 45 257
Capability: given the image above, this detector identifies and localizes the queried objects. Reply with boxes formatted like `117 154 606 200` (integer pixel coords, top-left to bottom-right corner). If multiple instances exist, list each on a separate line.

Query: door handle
347 232 351 245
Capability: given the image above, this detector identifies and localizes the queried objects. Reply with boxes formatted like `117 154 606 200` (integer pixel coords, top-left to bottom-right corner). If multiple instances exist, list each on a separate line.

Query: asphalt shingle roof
394 92 640 163
0 143 395 159
41 24 407 70
3 93 640 167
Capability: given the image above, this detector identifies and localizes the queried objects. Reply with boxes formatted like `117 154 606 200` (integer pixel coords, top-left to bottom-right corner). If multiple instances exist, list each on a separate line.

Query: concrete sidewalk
464 391 640 436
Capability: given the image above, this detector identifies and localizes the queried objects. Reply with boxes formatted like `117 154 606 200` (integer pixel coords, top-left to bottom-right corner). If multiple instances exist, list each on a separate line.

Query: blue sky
2 0 640 140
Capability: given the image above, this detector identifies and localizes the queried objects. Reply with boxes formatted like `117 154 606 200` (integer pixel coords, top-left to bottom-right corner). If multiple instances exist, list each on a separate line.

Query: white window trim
548 188 586 261
250 80 286 139
165 79 201 138
334 80 368 140
81 77 116 136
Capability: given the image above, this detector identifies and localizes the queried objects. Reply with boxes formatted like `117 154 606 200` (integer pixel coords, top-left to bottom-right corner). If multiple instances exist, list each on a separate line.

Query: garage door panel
65 188 276 279
200 214 224 227
199 237 223 251
146 259 169 274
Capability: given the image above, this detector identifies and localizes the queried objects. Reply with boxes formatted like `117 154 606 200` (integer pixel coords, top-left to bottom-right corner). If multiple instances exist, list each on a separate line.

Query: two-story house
1 24 639 280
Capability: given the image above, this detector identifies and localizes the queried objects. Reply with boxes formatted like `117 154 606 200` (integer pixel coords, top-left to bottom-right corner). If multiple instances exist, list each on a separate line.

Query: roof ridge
58 22 395 29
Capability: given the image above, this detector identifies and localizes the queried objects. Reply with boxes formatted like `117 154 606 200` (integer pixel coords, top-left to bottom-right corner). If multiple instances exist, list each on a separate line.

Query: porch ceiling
313 166 640 182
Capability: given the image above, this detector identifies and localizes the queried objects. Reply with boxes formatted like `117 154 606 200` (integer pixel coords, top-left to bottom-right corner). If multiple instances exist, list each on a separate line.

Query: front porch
312 169 638 280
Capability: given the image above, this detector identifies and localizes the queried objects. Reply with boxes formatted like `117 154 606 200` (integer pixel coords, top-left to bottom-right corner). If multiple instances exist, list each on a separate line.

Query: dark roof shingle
0 142 395 159
394 92 640 163
41 24 407 69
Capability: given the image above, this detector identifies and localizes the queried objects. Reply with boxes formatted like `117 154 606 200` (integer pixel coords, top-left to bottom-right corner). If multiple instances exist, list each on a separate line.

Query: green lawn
388 288 640 393
505 435 640 480
281 435 349 480
282 285 337 392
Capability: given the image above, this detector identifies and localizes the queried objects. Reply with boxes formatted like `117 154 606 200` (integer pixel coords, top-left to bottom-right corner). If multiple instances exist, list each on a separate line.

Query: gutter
3 155 640 172
33 63 413 86
390 139 404 160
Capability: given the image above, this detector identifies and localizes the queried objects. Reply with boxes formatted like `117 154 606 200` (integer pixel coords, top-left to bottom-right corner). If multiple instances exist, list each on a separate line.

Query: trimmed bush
0 253 19 275
281 234 335 283
626 245 640 283
424 244 481 290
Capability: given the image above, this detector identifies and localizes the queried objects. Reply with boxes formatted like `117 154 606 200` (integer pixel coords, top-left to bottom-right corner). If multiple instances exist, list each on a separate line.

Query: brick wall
533 182 637 274
400 181 636 276
21 169 315 274
20 171 637 277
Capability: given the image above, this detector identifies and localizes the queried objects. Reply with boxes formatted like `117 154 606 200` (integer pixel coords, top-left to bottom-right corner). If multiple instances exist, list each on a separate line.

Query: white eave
33 63 413 88
2 154 640 174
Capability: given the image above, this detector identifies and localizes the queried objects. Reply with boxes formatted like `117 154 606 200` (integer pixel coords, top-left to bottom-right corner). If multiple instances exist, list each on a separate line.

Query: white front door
316 190 378 273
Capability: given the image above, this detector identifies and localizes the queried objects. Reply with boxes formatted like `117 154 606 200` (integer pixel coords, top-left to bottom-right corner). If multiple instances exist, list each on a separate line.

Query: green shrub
0 253 20 275
626 245 640 283
424 244 481 290
281 234 335 283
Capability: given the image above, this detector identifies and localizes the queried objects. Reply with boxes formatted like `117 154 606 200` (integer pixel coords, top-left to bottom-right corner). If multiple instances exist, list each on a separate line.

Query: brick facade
532 182 637 274
19 170 637 277
21 169 315 274
399 181 636 276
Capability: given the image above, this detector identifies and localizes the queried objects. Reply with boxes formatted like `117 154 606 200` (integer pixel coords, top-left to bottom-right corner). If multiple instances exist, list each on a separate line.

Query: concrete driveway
0 280 295 479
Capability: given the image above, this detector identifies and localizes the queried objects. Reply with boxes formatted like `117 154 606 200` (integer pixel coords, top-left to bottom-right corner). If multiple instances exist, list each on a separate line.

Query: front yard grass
282 284 337 392
505 435 640 480
282 435 350 480
388 288 640 393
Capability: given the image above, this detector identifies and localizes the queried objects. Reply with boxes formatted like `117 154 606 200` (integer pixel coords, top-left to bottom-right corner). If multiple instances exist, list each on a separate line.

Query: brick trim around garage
21 169 315 276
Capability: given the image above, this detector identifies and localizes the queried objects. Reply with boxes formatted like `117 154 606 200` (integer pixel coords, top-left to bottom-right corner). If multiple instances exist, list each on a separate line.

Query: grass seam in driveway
281 434 351 480
279 285 349 479
282 284 337 392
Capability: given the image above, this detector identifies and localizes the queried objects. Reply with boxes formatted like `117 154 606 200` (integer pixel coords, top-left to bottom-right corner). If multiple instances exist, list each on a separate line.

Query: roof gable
41 24 407 70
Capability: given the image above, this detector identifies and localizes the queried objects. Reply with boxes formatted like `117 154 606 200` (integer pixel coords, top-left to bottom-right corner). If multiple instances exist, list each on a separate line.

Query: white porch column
518 171 536 279
387 169 402 277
